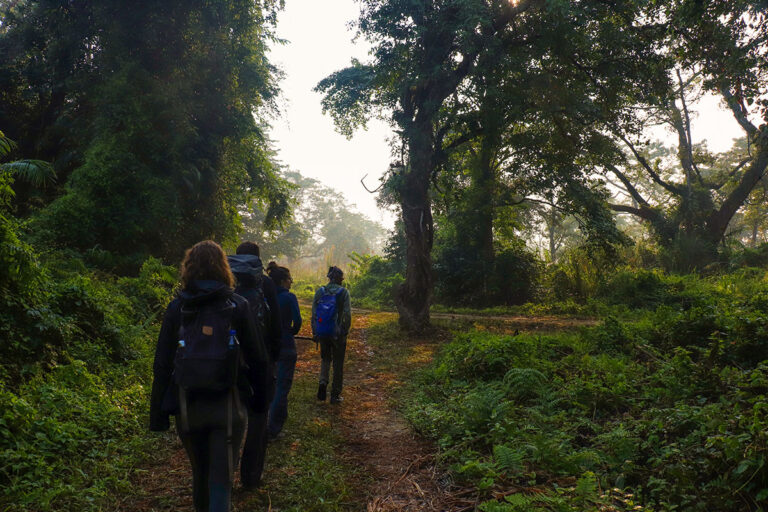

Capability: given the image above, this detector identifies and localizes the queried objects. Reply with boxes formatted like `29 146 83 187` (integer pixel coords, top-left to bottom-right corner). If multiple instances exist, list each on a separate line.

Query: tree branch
606 164 651 208
711 157 753 191
709 145 768 238
720 83 758 137
675 69 703 186
608 203 664 224
614 131 684 196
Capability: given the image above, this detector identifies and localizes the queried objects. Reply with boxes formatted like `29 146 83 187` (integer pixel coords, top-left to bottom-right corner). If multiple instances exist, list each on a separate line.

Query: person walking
266 261 302 439
149 240 271 512
227 241 282 489
312 266 351 404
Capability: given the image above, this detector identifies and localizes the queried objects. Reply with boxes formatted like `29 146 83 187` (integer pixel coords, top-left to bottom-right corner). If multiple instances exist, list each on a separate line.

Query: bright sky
268 1 396 229
652 93 747 153
268 2 748 231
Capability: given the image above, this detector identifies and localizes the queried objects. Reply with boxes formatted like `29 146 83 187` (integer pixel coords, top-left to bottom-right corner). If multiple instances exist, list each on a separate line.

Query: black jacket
149 280 271 432
229 255 282 361
235 274 281 360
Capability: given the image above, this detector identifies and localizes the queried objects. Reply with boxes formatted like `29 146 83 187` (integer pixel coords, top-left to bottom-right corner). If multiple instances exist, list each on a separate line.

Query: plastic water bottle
228 329 237 348
178 339 185 348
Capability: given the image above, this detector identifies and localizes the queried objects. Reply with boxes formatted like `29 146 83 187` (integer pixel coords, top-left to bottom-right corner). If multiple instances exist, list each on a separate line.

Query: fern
503 367 547 401
481 491 570 512
574 471 599 501
0 131 17 159
493 444 524 473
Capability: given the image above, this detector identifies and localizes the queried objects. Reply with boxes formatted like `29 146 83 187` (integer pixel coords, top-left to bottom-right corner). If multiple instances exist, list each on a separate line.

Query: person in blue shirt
265 261 302 438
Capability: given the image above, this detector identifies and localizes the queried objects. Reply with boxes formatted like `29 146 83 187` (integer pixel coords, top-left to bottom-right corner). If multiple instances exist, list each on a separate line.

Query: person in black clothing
227 241 281 489
150 240 271 512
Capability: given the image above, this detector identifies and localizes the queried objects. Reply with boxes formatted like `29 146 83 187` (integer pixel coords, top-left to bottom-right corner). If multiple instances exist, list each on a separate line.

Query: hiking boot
329 394 343 404
317 383 327 401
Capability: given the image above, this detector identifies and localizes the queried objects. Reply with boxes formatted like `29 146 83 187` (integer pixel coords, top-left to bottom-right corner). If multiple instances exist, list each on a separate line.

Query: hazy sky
268 1 396 228
268 1 747 231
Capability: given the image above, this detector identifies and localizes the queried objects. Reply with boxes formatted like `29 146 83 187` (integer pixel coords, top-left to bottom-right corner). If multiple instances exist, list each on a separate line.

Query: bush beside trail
0 220 177 511
403 272 768 511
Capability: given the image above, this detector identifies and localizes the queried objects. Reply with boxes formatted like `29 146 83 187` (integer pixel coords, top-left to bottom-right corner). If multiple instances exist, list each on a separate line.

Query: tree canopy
317 0 674 330
0 0 290 268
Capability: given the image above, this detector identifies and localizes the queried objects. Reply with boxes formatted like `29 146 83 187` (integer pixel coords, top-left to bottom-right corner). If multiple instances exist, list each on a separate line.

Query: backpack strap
226 388 234 482
335 288 346 334
178 387 190 433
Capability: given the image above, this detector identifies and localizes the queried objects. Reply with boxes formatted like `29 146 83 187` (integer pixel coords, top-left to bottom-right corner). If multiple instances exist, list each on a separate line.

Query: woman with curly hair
150 240 270 512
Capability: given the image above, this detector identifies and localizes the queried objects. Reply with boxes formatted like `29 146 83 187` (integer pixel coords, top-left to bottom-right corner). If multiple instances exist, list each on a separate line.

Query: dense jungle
1 0 768 511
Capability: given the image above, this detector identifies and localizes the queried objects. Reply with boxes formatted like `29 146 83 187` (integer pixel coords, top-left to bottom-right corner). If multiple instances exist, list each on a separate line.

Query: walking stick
294 335 318 349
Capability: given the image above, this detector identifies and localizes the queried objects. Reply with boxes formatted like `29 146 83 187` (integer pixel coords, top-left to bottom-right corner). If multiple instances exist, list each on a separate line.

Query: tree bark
706 140 768 242
395 120 434 332
474 134 498 266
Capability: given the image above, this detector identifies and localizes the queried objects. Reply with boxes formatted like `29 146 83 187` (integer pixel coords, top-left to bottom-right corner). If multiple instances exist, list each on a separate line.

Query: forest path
124 308 584 511
327 313 454 511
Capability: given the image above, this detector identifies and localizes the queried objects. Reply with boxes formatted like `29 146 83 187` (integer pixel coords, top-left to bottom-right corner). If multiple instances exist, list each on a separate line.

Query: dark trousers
268 342 297 437
176 391 246 512
319 335 347 397
240 362 275 487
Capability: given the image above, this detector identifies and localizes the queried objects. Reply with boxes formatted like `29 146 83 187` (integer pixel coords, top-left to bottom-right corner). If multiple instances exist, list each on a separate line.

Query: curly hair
180 240 235 290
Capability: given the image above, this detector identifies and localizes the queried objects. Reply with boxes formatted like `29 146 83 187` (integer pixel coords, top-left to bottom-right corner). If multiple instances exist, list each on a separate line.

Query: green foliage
0 361 156 511
0 214 176 509
346 252 403 309
404 270 768 510
434 237 540 307
1 1 289 265
546 246 613 301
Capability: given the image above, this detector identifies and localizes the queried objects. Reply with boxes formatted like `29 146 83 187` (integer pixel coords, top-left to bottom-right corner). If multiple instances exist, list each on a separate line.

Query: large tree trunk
396 121 434 332
707 142 768 242
752 222 759 248
475 137 497 266
547 207 559 263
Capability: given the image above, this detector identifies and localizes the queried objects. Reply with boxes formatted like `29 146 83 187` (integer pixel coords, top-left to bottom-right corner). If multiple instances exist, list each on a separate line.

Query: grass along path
128 308 585 511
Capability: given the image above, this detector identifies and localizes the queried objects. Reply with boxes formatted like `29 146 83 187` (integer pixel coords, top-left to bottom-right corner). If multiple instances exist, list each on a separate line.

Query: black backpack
235 277 267 332
174 298 242 478
174 299 239 393
228 254 268 332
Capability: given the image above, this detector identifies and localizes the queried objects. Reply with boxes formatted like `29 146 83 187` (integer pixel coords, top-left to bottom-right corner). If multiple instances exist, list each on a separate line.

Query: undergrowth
402 274 768 511
0 238 177 510
238 378 363 511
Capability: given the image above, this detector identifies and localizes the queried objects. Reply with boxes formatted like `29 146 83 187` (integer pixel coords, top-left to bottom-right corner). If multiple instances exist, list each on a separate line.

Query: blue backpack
314 287 345 339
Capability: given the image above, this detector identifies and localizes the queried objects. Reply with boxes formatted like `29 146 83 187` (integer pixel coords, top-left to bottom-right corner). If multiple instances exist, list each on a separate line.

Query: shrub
346 252 403 309
0 224 176 510
404 289 768 510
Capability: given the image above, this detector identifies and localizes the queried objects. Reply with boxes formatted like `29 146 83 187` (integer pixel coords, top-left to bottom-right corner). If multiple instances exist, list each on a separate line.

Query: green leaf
734 460 751 475
0 160 57 187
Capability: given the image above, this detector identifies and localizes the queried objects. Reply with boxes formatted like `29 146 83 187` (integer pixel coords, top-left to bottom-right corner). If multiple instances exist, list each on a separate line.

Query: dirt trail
351 307 597 331
331 315 454 511
125 309 577 511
